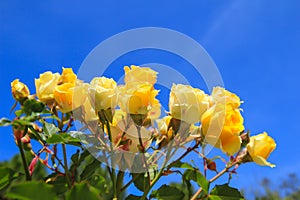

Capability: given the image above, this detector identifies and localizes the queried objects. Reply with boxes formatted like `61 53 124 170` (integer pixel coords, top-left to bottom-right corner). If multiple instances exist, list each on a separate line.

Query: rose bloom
11 79 30 101
201 104 244 155
88 77 117 111
169 84 210 124
247 132 276 167
35 71 60 103
59 67 77 84
156 116 172 139
54 83 87 113
118 82 160 115
124 65 158 85
211 87 241 108
81 98 98 122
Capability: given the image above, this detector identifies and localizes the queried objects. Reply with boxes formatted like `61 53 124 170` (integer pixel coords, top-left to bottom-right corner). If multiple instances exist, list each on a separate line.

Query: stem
116 171 125 197
136 126 151 186
17 141 31 181
62 144 71 189
141 162 166 200
140 141 200 200
105 119 117 199
191 161 239 200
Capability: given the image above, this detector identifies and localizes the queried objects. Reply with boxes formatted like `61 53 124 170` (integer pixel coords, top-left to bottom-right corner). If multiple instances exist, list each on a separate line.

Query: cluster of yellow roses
11 65 276 167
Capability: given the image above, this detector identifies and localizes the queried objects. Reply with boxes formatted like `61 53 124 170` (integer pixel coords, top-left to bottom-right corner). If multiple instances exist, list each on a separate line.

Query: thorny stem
17 141 31 181
140 142 200 200
136 125 151 187
190 160 240 200
62 144 71 189
105 119 117 199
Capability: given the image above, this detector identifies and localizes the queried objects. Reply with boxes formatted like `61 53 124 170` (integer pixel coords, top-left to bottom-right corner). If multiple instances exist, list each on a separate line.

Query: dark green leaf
80 158 101 181
5 181 58 200
125 194 143 200
150 184 185 200
184 169 209 194
0 167 19 191
209 184 244 200
0 118 11 127
132 173 150 192
65 182 99 200
22 99 45 115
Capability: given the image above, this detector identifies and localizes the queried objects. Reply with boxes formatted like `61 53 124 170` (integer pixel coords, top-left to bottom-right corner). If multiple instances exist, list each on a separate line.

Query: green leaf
150 184 185 200
65 182 99 200
0 118 11 127
0 167 19 191
170 160 194 170
80 158 101 181
184 169 209 194
209 184 244 200
22 99 45 115
125 194 143 200
46 133 81 146
43 122 60 137
132 173 150 192
5 181 58 200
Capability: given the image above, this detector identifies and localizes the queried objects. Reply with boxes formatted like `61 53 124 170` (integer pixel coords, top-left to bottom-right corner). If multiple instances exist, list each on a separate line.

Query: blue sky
1 0 300 197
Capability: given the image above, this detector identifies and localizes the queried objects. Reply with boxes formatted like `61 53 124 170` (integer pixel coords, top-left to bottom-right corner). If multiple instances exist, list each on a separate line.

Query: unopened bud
11 79 30 101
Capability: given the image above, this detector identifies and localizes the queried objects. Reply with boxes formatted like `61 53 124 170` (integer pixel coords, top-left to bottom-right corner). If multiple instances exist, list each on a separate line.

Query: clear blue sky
1 0 299 197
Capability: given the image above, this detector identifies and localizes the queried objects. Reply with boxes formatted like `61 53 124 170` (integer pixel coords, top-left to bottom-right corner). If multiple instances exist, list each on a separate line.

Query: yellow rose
124 65 158 84
246 132 276 167
35 71 60 103
211 87 241 108
11 79 30 101
156 116 172 139
59 67 77 84
81 99 98 122
54 83 86 113
118 83 160 115
88 77 117 111
169 84 210 124
201 104 244 155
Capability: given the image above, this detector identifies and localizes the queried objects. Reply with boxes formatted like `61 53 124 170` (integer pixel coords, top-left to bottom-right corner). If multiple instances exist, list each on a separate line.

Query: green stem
140 142 199 199
136 126 151 186
116 171 125 197
190 161 239 200
62 144 72 189
141 162 166 200
105 119 117 199
17 141 31 181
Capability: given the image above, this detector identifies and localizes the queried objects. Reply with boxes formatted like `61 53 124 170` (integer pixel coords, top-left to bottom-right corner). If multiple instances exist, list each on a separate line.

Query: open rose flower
54 82 87 113
169 84 210 124
35 71 60 103
59 67 77 84
118 82 160 115
211 87 241 108
88 77 118 111
124 65 157 85
201 104 244 155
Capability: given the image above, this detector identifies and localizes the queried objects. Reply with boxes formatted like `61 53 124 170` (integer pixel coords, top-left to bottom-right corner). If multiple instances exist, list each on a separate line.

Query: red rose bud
29 156 39 176
13 127 24 142
207 160 217 172
21 134 30 144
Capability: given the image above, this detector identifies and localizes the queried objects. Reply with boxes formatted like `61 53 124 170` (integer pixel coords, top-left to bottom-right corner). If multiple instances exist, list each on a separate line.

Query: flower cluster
11 65 276 168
